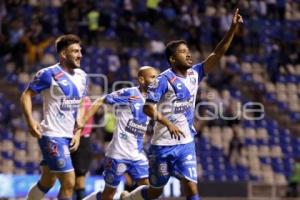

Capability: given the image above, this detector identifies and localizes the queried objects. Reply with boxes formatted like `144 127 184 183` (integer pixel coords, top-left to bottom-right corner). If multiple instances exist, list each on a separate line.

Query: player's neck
60 63 75 75
138 86 147 97
171 67 187 78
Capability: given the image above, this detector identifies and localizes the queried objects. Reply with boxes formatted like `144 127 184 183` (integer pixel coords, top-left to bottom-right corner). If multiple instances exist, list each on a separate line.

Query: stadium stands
0 0 299 195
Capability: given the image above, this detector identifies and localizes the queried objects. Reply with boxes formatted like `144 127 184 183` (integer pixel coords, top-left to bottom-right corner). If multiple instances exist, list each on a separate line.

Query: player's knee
148 187 163 199
39 176 56 189
60 176 75 190
136 178 149 186
102 186 116 200
182 180 198 196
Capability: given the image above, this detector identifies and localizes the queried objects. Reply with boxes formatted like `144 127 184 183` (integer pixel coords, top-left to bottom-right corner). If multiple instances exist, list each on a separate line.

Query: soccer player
71 96 94 200
79 66 158 200
20 34 87 200
121 9 243 200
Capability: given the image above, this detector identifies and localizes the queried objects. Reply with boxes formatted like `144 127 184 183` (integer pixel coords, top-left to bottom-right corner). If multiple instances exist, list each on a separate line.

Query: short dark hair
165 40 187 64
55 34 81 53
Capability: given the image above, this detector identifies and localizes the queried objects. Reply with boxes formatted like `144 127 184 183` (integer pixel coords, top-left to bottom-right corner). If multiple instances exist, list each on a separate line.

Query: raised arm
77 97 104 128
203 8 243 74
20 89 42 139
143 103 185 140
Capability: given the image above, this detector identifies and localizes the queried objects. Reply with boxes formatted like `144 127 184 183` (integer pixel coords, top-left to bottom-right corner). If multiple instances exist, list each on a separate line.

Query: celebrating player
121 8 243 200
79 66 158 200
21 34 87 200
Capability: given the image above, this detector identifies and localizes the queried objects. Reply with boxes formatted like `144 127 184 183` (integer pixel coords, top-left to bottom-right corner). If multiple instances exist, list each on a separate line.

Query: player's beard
66 58 81 69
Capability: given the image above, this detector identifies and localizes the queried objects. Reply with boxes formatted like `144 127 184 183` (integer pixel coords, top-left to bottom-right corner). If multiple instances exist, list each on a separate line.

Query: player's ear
138 76 144 84
60 50 66 59
169 56 175 64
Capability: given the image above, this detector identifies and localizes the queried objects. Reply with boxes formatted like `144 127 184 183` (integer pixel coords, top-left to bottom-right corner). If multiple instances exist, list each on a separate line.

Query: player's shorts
71 136 92 176
103 157 149 188
39 136 74 173
148 142 198 188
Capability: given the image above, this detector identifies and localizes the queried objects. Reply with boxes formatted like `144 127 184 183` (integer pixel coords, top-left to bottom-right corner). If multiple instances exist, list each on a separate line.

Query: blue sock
141 186 150 200
58 198 72 200
37 181 51 193
75 188 85 200
187 194 200 200
96 191 102 200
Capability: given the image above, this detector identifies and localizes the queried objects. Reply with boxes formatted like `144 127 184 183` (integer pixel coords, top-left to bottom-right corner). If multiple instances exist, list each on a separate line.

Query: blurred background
0 0 299 199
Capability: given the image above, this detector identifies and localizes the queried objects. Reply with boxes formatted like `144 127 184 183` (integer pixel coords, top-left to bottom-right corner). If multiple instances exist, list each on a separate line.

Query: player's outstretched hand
70 130 81 152
167 123 185 140
28 120 42 139
231 8 243 27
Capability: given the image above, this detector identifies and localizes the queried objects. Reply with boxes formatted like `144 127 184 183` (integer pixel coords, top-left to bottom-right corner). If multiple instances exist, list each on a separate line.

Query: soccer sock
75 188 86 200
58 198 72 200
26 182 50 200
96 191 102 200
187 194 200 200
122 185 148 200
141 186 151 200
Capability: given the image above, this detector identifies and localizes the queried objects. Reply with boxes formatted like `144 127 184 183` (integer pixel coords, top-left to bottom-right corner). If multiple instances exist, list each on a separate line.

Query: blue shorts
39 136 74 173
148 142 198 188
103 157 149 188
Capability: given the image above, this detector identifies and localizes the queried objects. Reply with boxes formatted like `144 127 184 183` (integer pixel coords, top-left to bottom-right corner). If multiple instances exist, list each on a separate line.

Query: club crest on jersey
116 163 127 175
57 158 65 168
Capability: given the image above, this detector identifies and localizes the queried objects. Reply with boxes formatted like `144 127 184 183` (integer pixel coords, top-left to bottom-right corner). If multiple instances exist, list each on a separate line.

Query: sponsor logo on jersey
125 119 147 137
173 98 192 114
60 97 81 111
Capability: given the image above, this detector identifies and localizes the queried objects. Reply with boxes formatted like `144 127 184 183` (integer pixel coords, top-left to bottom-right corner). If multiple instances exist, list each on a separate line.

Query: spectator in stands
87 5 100 45
228 129 243 167
286 158 300 197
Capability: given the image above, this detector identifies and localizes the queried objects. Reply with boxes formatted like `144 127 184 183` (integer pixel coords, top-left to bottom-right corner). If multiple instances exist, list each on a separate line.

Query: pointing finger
235 8 239 16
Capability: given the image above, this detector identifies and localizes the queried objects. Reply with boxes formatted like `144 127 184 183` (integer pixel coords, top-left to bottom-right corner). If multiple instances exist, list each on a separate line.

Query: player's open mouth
187 59 193 65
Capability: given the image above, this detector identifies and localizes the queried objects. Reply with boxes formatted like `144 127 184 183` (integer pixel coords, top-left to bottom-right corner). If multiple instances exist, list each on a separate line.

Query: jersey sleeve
146 75 168 103
104 88 130 105
82 72 89 97
28 69 52 93
192 63 206 82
